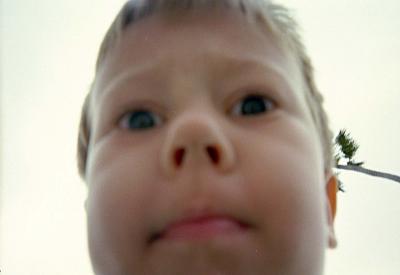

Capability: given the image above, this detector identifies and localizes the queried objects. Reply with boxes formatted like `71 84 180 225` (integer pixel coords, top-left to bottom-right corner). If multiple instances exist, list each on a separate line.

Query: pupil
242 96 266 115
129 111 155 129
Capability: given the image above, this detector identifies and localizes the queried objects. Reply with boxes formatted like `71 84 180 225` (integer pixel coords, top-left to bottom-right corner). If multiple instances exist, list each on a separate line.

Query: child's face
85 9 335 275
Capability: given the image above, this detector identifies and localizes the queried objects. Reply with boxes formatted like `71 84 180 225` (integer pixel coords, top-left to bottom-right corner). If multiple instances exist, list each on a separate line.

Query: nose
161 113 236 178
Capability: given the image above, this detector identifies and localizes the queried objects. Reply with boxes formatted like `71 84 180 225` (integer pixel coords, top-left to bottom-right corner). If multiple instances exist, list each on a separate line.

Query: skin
85 8 337 275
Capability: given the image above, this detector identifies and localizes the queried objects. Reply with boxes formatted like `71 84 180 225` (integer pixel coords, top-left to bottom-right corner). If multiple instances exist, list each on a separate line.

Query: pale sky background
1 0 399 274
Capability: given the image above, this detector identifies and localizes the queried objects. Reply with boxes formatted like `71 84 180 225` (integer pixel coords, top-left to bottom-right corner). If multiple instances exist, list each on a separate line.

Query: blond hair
77 0 334 178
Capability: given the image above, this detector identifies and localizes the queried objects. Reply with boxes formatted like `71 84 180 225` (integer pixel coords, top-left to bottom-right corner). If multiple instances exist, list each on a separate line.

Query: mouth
148 212 252 244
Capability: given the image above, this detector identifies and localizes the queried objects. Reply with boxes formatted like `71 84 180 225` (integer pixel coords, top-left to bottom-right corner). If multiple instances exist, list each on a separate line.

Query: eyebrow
95 60 160 102
95 52 294 104
212 55 294 93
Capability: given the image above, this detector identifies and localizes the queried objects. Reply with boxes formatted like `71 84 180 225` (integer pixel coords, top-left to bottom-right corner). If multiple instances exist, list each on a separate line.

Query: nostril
174 147 185 166
206 145 220 164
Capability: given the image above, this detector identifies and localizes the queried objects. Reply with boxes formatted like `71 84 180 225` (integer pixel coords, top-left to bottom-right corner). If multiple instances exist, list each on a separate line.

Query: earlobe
326 174 338 248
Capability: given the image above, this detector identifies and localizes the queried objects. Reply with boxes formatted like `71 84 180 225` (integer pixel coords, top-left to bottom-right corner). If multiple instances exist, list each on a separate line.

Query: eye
119 110 162 130
231 94 275 116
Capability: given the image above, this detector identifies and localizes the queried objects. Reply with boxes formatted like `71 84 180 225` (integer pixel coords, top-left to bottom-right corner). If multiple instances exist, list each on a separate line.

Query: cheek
238 119 326 270
85 135 162 273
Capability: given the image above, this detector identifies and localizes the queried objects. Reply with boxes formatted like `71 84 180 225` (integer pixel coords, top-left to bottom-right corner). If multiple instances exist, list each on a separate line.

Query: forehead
92 9 303 105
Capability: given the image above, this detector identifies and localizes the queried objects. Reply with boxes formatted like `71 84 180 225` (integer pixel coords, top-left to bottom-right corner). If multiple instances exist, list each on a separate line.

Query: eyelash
119 109 163 130
118 93 276 131
231 94 276 116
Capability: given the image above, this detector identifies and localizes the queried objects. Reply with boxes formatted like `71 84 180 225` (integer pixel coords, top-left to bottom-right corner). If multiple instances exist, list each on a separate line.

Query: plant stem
336 164 400 184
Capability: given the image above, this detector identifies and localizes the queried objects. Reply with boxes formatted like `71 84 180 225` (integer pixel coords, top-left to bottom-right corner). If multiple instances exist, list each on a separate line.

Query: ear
325 173 338 249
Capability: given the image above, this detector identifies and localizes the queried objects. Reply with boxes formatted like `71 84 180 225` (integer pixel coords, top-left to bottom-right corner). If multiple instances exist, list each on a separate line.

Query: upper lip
149 207 252 243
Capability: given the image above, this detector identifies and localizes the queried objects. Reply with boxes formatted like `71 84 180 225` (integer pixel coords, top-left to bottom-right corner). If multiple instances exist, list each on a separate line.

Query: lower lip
155 217 249 241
